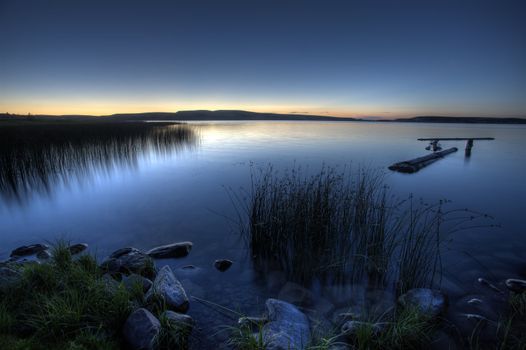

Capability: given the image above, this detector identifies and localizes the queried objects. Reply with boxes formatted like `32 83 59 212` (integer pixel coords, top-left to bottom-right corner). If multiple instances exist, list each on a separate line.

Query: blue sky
0 0 525 117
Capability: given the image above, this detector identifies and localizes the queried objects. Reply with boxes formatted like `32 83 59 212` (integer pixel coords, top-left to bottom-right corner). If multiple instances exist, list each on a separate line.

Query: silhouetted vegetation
233 166 488 294
0 121 198 203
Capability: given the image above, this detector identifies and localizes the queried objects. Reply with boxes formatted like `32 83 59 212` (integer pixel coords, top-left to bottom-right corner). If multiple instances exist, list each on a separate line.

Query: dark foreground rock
263 298 311 350
146 265 189 313
147 242 193 259
123 308 161 350
505 278 526 293
69 243 88 255
10 243 49 258
214 259 233 272
398 288 446 319
101 247 156 279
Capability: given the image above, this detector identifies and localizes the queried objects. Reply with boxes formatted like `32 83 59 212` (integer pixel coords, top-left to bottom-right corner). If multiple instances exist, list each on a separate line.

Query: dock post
465 139 474 157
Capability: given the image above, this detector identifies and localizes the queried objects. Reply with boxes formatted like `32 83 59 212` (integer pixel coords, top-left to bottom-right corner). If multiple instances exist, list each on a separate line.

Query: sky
0 0 525 118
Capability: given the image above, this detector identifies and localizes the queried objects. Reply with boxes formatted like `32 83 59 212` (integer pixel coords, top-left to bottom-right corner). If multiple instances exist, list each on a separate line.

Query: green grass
0 243 132 348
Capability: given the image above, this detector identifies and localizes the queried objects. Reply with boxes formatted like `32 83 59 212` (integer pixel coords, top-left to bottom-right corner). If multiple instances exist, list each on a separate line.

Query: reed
234 165 486 294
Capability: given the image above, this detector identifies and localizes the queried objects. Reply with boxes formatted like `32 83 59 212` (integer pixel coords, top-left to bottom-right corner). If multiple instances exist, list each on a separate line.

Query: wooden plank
388 147 458 173
417 137 494 141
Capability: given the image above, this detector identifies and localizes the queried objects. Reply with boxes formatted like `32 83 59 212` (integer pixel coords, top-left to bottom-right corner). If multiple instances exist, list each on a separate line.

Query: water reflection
0 122 198 204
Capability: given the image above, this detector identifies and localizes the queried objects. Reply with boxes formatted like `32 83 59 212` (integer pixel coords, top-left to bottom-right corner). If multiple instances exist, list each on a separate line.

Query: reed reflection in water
0 122 199 203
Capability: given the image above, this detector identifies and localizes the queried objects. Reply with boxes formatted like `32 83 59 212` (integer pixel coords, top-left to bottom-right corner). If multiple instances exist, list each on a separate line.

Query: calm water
1 121 525 345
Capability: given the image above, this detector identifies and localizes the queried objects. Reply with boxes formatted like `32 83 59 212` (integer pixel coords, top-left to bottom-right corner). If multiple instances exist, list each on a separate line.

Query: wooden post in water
465 139 474 157
417 137 494 158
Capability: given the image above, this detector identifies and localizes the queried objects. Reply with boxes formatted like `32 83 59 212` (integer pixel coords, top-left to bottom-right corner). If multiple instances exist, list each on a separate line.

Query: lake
1 121 525 346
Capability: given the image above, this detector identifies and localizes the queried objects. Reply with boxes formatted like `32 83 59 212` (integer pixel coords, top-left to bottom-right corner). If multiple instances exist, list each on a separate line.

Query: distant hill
104 110 360 121
1 111 525 124
394 116 526 124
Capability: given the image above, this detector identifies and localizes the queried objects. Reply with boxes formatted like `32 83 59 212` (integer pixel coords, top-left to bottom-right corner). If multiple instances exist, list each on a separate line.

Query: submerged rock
398 288 446 319
101 247 156 279
147 242 193 259
505 278 526 293
123 308 161 350
262 298 311 350
146 265 189 313
69 243 88 255
10 243 49 258
214 259 233 272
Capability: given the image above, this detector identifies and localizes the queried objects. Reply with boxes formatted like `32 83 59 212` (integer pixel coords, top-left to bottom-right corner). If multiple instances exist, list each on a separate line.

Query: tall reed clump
234 165 484 294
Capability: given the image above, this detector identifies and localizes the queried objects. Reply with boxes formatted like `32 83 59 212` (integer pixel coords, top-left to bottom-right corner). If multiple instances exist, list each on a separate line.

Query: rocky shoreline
2 241 526 349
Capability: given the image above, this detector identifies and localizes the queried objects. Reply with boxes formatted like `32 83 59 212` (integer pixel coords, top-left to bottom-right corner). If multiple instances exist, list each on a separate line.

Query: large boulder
262 299 311 350
146 265 189 313
147 242 192 259
10 243 49 258
398 288 446 319
101 247 156 279
122 308 161 350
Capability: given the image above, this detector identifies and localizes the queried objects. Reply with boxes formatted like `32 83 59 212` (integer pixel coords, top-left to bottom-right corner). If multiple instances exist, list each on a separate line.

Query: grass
232 165 488 294
0 241 189 350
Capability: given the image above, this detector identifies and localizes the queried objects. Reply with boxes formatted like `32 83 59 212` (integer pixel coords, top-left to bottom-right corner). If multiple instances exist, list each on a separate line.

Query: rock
341 320 384 338
146 265 189 313
10 243 49 257
162 310 194 331
69 243 88 255
262 299 311 350
101 247 156 279
147 242 192 259
110 247 139 259
36 250 52 260
122 308 161 350
505 278 526 293
101 274 120 295
0 267 22 290
122 273 153 293
398 288 446 319
214 259 233 272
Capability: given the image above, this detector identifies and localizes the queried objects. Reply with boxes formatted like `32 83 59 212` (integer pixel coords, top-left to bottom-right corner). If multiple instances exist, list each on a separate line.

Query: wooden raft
388 147 458 173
